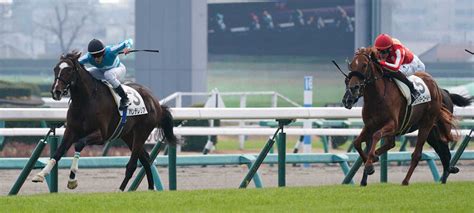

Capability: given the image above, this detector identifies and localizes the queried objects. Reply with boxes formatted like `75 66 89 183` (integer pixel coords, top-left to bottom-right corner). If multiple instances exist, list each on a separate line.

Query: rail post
380 139 388 183
8 128 54 195
47 128 59 193
169 144 177 190
240 119 292 188
277 130 286 187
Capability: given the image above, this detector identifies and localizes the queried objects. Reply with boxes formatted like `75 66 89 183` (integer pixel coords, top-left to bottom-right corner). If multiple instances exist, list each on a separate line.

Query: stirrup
119 99 130 110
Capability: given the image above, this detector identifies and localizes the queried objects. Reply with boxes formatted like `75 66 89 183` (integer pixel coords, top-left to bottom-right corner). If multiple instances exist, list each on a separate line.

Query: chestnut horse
342 47 472 186
32 51 177 191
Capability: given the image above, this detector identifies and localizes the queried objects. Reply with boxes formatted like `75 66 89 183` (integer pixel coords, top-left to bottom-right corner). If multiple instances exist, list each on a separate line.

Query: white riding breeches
399 55 425 76
87 63 126 88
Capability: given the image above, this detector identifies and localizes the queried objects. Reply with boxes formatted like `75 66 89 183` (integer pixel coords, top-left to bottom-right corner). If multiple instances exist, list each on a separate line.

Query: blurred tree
34 1 95 54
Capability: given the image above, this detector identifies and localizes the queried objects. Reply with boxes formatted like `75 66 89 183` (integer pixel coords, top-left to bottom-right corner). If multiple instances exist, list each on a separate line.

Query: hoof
372 156 380 163
67 180 78 190
401 180 409 186
360 182 367 187
449 167 459 174
364 165 375 175
32 173 45 183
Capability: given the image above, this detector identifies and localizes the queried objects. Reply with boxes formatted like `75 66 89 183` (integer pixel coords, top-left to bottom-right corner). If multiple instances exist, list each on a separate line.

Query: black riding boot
114 85 130 110
389 71 420 103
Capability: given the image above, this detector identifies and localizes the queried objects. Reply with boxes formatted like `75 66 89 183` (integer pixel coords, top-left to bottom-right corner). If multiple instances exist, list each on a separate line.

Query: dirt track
1 160 473 195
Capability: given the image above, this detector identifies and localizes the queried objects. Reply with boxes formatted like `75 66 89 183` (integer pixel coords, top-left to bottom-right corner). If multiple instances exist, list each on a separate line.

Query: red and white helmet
374 34 393 50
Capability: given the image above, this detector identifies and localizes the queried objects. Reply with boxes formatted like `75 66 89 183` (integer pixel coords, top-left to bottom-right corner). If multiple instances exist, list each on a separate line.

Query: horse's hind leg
139 149 154 190
402 126 431 185
119 150 139 191
426 126 457 184
119 129 154 191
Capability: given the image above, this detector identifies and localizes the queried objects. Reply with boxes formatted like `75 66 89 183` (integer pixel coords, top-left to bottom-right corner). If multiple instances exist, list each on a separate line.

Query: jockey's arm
78 53 90 65
380 48 405 72
110 38 134 55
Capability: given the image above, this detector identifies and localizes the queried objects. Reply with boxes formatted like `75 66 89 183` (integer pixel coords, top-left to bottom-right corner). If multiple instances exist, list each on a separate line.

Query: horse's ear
60 54 65 59
73 51 82 60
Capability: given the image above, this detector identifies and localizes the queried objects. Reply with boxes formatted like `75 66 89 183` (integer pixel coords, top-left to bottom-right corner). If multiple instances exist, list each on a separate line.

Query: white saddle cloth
393 75 431 106
103 82 148 117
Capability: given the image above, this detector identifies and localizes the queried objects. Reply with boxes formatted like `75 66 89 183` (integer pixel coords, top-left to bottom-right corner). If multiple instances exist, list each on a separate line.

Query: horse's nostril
52 90 62 99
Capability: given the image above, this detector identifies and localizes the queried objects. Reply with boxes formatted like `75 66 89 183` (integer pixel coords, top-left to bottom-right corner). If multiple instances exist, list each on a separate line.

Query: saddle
392 75 431 135
101 81 148 117
100 81 149 142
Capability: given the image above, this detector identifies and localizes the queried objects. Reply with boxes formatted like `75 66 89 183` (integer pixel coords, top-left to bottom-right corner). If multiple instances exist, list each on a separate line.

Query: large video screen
208 0 355 56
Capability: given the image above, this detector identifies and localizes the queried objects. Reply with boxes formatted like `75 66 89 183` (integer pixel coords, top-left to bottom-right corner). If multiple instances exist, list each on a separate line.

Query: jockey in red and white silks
374 33 424 101
375 34 425 75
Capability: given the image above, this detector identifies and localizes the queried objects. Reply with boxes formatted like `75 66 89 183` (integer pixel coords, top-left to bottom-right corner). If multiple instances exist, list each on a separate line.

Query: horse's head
342 47 381 109
51 51 82 100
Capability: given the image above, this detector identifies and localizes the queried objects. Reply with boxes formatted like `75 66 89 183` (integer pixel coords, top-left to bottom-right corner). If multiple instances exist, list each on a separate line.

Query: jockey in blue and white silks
79 38 133 110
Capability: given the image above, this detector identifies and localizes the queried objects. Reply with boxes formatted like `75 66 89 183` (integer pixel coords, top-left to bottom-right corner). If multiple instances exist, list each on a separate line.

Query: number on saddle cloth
100 81 148 117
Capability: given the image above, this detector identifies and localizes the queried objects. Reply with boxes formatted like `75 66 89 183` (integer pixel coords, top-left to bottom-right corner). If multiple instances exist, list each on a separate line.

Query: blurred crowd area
208 0 355 56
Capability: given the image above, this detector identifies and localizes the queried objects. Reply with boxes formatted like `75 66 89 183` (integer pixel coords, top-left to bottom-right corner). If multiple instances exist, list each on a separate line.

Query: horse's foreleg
375 136 396 158
402 126 431 185
32 129 76 183
68 130 103 190
365 122 396 176
353 127 369 163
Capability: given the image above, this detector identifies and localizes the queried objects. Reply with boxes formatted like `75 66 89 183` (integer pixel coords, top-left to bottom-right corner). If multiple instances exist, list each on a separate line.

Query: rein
345 51 388 101
346 52 385 86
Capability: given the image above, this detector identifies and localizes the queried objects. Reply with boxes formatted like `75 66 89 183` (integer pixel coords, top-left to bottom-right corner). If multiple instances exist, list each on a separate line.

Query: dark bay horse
32 51 177 191
342 47 472 186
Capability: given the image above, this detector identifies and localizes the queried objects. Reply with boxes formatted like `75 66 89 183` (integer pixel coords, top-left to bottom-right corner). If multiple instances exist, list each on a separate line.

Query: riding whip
119 49 160 54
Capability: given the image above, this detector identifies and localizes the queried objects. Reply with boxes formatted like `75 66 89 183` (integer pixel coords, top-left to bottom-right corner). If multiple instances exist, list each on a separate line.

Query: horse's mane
355 46 378 56
63 50 87 70
64 50 82 59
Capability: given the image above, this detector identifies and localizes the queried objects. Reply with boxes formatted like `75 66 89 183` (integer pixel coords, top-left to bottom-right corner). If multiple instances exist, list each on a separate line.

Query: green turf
1 182 473 212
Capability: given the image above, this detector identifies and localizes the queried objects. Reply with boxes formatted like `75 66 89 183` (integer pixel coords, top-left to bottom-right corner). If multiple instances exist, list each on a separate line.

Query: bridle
54 58 79 96
345 52 384 97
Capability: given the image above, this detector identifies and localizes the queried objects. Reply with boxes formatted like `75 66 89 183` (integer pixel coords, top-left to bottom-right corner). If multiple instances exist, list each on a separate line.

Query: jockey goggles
91 50 105 58
379 48 390 55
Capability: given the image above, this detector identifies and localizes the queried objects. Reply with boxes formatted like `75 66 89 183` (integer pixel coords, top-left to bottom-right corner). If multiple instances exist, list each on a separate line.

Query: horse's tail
449 93 473 107
437 92 471 142
159 105 177 145
438 105 457 143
